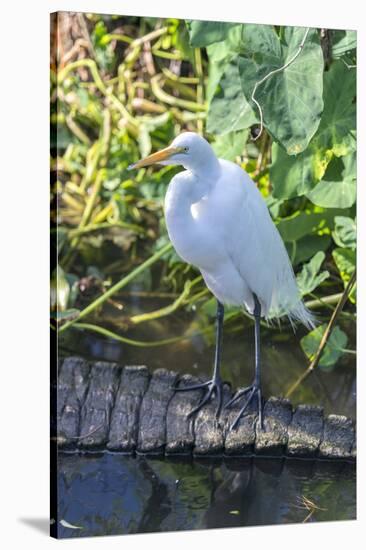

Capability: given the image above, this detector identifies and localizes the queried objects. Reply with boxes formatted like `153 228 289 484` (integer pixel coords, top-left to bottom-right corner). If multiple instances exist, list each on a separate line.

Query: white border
1 1 364 548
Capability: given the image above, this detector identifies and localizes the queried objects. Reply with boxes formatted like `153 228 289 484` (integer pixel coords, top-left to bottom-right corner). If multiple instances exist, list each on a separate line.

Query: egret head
128 132 219 173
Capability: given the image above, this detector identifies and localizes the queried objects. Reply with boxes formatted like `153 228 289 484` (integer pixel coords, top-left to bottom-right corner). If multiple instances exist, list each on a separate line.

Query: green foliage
207 61 256 134
52 15 356 370
301 324 348 370
332 216 356 250
238 27 324 154
296 252 329 297
92 20 115 71
276 212 334 242
186 20 240 47
276 212 334 265
307 173 356 209
188 21 357 372
212 129 249 161
331 30 357 58
189 24 324 153
332 248 356 303
270 61 356 200
270 142 326 199
315 61 356 156
307 153 356 208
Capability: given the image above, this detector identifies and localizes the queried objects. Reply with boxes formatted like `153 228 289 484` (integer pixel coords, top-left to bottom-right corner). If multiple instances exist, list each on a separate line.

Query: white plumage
161 132 314 329
129 130 315 427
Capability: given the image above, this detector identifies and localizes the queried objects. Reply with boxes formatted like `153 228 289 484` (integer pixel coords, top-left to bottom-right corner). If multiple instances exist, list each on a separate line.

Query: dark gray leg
225 293 264 430
173 300 225 418
253 293 263 428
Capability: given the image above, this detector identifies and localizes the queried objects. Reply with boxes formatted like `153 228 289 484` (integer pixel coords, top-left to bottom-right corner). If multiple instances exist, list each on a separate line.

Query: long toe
188 389 214 417
228 385 262 431
224 387 251 410
183 377 226 418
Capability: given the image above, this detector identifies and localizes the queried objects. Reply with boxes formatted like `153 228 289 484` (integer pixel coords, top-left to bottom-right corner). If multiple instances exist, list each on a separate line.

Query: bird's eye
182 146 189 153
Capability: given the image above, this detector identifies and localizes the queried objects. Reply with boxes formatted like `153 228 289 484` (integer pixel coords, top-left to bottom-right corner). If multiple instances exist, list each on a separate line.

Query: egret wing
224 171 301 319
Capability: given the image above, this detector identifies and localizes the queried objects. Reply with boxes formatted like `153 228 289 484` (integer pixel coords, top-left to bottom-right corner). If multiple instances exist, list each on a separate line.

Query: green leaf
237 26 324 154
296 251 330 296
270 141 331 199
270 60 356 200
212 129 249 160
205 28 244 104
301 324 348 370
175 20 195 61
92 20 115 72
332 247 356 302
307 153 356 208
307 178 356 208
240 23 281 57
287 234 331 266
265 194 284 218
276 210 341 265
207 61 256 135
276 212 335 242
315 61 356 156
205 59 226 104
187 20 240 47
332 248 355 279
331 30 357 58
332 216 356 250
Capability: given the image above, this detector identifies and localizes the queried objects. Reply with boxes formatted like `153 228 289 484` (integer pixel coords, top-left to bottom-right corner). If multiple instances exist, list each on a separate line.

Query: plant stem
151 75 206 112
285 270 356 398
151 49 182 60
75 170 105 238
65 113 91 145
62 169 105 269
131 27 168 48
67 221 145 238
117 290 179 299
129 277 201 324
58 58 137 127
103 33 134 45
161 67 199 84
71 322 190 347
71 320 216 347
58 242 173 333
304 293 343 309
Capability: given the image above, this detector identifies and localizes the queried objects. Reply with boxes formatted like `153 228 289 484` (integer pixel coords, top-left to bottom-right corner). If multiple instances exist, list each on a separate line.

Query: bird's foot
224 383 263 431
173 376 225 419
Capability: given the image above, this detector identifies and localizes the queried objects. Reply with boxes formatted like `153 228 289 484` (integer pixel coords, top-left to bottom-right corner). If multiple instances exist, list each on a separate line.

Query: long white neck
165 160 220 220
182 149 221 178
163 156 222 265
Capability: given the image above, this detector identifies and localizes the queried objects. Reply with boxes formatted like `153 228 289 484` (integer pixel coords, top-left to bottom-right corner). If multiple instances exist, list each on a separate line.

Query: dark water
56 452 355 538
57 297 356 538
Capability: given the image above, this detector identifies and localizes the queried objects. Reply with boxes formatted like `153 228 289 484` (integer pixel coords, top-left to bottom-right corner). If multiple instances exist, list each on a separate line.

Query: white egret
129 132 314 429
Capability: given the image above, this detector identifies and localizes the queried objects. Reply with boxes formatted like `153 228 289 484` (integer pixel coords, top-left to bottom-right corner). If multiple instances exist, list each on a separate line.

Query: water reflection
57 453 355 538
57 298 356 539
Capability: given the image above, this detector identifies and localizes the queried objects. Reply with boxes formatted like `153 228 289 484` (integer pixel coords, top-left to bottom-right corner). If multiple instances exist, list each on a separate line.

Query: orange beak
128 146 183 170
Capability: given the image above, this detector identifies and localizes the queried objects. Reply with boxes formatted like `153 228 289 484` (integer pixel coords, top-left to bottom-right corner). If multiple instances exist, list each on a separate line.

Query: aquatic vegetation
51 14 356 376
